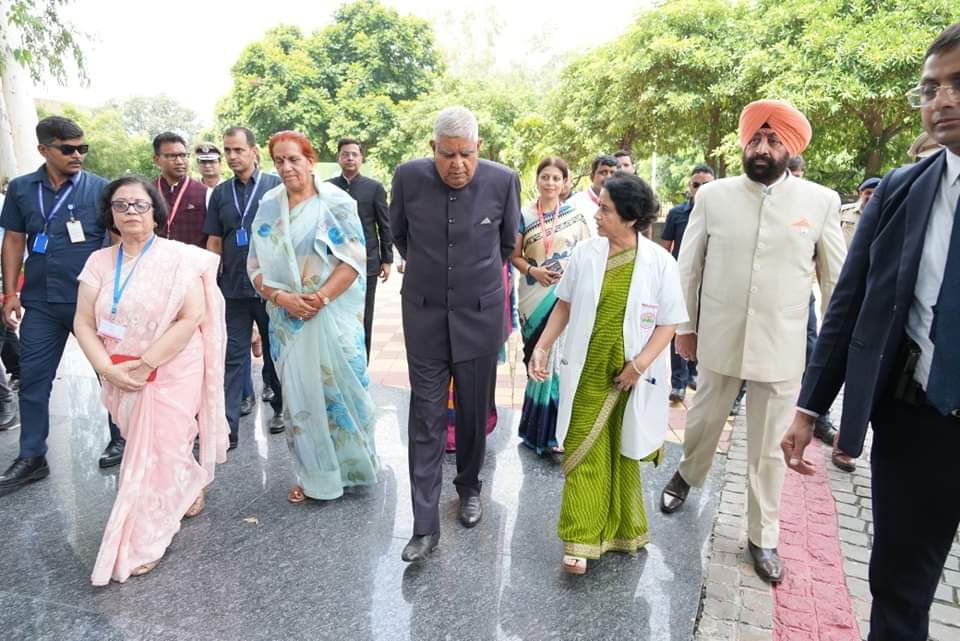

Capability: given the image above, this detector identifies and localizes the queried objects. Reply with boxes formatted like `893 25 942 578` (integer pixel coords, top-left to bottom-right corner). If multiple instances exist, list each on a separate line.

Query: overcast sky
37 0 650 123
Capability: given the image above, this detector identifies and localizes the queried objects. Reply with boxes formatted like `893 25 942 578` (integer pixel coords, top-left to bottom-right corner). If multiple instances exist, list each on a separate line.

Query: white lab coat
555 234 687 460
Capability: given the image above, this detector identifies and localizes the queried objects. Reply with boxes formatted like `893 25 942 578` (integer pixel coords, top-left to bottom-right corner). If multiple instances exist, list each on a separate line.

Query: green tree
217 0 442 158
1 0 85 83
106 95 202 142
541 0 959 193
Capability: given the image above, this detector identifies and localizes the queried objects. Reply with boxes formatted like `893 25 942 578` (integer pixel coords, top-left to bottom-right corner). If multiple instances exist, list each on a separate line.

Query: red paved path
774 443 860 640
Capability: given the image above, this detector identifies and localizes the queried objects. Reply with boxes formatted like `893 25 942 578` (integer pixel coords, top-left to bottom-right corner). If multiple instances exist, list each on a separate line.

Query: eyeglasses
691 181 705 189
907 81 960 108
197 159 219 164
110 199 152 214
46 143 89 155
160 152 189 161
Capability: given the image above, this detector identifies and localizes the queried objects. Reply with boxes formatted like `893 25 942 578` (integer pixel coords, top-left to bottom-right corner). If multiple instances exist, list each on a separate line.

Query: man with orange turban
658 99 847 584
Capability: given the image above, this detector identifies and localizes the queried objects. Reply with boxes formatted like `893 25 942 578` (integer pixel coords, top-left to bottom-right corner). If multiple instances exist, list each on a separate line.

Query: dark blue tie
926 185 960 416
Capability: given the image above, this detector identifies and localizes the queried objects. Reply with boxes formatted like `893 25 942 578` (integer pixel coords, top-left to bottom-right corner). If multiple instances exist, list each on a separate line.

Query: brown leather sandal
288 486 306 504
183 492 205 518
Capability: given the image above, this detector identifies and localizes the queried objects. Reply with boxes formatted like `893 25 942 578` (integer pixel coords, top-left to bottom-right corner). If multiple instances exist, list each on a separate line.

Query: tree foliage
534 0 959 194
0 0 85 83
216 0 442 159
105 95 202 143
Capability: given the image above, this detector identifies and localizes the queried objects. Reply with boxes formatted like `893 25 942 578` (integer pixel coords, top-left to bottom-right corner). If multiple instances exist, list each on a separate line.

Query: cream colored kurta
676 174 846 382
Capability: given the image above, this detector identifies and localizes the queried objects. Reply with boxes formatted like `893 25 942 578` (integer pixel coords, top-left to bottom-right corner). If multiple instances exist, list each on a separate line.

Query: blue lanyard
36 181 75 232
232 172 260 227
112 235 156 316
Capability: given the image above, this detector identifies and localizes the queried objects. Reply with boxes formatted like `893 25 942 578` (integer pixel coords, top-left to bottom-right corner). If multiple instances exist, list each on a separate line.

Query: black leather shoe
240 396 255 417
813 416 838 445
660 471 690 513
262 387 276 403
0 457 49 494
401 533 440 562
458 495 483 528
228 433 238 451
268 413 285 434
669 387 686 403
748 541 784 583
98 438 125 469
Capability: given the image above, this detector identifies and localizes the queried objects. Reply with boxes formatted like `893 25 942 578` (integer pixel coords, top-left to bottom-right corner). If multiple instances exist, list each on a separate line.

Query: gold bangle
140 354 159 370
630 359 643 375
271 290 283 304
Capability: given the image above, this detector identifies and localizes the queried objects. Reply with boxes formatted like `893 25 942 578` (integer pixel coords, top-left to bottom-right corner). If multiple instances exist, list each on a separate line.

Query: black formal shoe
228 433 238 451
660 471 690 514
669 387 686 403
401 533 440 562
688 375 699 391
262 387 276 403
458 495 483 528
748 541 785 584
0 456 49 494
268 413 285 434
813 416 838 445
240 396 255 417
98 438 125 469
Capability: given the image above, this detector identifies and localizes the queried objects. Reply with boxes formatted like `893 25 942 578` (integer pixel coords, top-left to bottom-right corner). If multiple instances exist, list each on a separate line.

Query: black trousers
1 324 20 380
869 398 960 640
224 298 281 436
363 273 377 362
406 350 498 535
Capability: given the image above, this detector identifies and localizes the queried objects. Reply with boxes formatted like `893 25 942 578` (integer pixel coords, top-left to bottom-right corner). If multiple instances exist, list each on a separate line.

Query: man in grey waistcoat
390 106 521 562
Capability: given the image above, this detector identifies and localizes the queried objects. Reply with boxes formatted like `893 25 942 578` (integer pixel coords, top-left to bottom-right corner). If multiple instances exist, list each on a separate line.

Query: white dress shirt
906 148 960 389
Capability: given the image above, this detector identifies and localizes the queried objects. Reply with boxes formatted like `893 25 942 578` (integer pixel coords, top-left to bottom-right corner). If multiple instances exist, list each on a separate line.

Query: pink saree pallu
80 238 228 586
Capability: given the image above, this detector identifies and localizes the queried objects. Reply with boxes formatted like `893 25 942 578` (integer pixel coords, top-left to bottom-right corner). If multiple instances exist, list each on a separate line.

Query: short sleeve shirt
203 170 281 299
661 200 693 259
0 166 108 304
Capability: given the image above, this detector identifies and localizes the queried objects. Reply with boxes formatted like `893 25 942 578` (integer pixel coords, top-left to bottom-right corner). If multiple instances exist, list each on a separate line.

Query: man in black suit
390 106 521 562
781 23 960 641
327 138 392 361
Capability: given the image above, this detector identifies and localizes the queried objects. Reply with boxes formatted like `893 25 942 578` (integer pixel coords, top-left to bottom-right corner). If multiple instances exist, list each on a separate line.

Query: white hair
432 106 479 142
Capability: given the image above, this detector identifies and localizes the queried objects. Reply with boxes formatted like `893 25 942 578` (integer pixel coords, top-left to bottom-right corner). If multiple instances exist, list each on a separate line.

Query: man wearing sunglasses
0 116 123 495
661 164 714 402
782 22 960 639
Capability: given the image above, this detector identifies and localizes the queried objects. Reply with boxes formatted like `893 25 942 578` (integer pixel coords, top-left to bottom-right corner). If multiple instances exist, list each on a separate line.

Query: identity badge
236 228 249 247
97 318 127 341
32 233 49 254
66 219 86 243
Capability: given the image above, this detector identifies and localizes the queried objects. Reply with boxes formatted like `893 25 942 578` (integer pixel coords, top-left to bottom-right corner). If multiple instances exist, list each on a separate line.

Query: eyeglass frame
110 199 153 214
906 81 960 109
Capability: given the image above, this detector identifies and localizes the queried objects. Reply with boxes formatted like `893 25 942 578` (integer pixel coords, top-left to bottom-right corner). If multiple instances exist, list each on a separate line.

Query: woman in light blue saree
247 131 379 503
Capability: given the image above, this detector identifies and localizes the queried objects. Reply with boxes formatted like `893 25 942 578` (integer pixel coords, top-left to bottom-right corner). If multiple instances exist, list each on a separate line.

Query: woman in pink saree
73 176 228 585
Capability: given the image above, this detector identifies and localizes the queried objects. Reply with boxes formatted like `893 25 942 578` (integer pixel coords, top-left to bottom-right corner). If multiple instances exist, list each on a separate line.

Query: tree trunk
0 9 43 175
0 91 19 183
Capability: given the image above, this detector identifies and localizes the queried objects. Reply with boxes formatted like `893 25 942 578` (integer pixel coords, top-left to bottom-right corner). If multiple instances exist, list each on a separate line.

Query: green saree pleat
557 247 659 559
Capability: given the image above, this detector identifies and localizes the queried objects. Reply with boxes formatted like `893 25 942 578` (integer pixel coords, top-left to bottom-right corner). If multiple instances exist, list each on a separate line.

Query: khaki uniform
839 201 862 248
676 173 846 547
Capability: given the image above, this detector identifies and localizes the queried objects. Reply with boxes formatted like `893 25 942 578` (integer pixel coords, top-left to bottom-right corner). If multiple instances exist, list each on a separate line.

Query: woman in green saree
530 174 687 574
